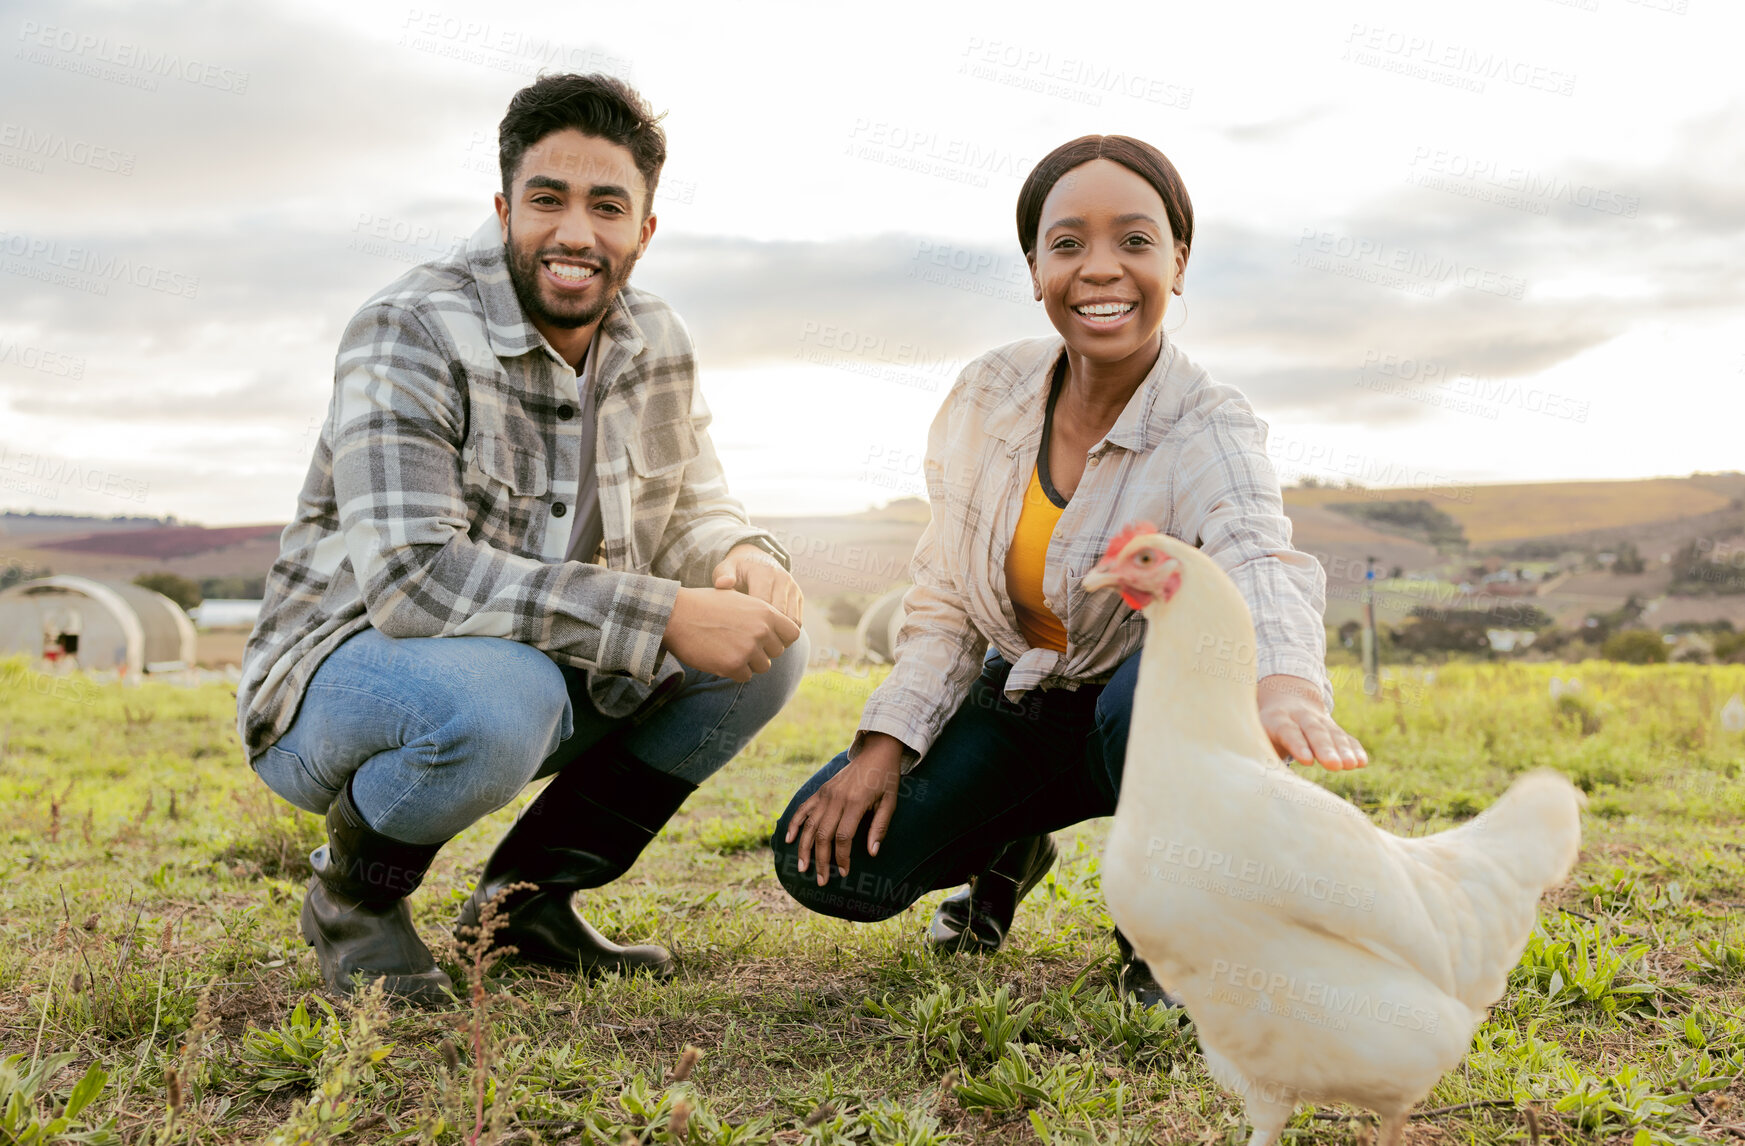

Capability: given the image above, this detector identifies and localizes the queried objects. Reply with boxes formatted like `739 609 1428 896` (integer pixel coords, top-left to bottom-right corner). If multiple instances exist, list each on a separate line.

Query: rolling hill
6 471 1742 634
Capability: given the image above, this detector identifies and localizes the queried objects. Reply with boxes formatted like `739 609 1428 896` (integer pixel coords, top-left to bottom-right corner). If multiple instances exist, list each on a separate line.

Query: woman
770 136 1367 999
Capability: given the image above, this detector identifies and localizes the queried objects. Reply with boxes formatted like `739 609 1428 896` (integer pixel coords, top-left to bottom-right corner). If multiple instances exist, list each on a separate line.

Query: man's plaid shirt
856 335 1331 769
237 218 787 758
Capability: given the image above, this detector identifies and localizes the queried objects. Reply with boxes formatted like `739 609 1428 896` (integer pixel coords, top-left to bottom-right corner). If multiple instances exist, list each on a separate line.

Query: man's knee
417 641 570 784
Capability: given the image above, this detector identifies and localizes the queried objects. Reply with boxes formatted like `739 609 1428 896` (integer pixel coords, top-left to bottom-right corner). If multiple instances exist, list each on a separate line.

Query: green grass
1 655 1743 1143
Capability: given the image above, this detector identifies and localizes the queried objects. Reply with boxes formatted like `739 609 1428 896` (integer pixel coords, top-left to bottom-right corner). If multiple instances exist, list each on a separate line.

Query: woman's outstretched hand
1258 673 1368 771
785 732 906 885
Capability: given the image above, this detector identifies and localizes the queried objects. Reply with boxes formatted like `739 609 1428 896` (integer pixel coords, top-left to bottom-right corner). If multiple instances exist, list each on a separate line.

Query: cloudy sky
2 0 1741 525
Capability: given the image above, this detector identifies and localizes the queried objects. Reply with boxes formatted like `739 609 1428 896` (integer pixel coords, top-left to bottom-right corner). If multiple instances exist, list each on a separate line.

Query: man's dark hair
498 73 667 214
1015 135 1193 261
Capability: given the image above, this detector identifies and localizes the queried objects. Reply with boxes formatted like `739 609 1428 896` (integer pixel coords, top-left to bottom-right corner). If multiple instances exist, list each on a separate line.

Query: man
238 73 806 1005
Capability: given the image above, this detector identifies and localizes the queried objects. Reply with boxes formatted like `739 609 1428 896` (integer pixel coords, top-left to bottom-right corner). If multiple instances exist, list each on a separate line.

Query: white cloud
1 0 1741 525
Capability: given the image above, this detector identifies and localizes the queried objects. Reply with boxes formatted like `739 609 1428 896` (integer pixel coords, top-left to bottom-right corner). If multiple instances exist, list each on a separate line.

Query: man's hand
663 587 800 682
1258 674 1368 771
785 732 905 885
712 543 803 626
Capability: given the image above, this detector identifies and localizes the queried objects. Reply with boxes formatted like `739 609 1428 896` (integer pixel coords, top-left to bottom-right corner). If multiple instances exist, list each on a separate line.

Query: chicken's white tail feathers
1464 769 1584 893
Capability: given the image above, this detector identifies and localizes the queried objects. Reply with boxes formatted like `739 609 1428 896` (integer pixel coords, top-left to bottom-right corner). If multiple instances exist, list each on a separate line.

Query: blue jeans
254 626 809 845
770 650 1138 921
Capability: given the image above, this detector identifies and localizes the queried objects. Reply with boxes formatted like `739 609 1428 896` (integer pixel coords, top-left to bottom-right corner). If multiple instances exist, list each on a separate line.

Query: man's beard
503 224 638 331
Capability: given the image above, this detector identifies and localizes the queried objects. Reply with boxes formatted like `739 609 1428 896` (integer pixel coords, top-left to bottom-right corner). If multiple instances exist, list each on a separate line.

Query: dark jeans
770 650 1139 922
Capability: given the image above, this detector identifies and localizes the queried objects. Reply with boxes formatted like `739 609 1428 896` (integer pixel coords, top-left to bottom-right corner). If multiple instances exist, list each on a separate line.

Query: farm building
0 575 197 674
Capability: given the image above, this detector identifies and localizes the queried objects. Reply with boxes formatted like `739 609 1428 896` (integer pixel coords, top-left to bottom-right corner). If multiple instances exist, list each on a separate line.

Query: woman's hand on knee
785 733 906 886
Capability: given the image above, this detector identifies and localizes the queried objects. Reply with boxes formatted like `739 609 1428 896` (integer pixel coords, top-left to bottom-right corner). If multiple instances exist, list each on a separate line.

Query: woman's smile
1071 298 1139 329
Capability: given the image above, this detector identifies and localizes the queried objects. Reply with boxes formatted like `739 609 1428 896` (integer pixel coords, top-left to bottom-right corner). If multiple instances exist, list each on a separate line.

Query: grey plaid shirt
237 218 787 758
858 335 1330 769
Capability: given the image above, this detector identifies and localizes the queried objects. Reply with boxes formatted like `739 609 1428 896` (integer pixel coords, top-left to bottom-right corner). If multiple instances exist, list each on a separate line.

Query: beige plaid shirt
857 335 1330 769
238 218 786 758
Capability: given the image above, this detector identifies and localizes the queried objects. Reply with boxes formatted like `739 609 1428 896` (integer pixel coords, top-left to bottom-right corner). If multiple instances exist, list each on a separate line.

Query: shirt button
551 502 567 517
556 403 575 420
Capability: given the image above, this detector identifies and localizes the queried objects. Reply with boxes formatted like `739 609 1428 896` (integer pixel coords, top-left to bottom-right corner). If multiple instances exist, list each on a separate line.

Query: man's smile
542 257 600 290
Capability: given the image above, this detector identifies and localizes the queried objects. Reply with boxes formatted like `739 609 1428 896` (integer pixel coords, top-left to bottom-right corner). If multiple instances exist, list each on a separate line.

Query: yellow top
1006 464 1068 652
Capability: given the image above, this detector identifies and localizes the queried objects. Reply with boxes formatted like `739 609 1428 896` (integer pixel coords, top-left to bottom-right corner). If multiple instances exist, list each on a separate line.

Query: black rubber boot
300 781 454 1007
454 745 695 977
927 834 1058 953
1113 928 1181 1009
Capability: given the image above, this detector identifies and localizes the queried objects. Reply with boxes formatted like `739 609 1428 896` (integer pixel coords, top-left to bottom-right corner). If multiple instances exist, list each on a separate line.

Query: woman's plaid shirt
856 335 1331 769
237 219 787 758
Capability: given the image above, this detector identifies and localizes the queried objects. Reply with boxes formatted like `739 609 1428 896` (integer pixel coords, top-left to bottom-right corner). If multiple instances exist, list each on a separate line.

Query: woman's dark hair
1015 135 1193 260
498 73 667 214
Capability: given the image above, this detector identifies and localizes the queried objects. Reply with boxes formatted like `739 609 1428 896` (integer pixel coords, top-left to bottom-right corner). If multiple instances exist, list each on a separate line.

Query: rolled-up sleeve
1173 404 1332 712
331 301 678 679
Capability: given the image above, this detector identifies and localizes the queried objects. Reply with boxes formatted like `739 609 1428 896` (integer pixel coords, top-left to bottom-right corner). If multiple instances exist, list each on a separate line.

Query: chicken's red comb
1102 520 1159 562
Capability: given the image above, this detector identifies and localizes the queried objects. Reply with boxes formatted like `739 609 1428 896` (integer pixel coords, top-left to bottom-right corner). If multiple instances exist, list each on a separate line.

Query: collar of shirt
982 335 1187 465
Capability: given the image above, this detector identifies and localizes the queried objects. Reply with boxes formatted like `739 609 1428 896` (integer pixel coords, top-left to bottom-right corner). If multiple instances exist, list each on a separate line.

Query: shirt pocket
627 418 699 479
462 432 551 553
470 433 550 497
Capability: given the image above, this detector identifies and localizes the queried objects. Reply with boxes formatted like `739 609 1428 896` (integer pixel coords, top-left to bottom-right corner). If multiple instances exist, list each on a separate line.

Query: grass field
2 656 1744 1144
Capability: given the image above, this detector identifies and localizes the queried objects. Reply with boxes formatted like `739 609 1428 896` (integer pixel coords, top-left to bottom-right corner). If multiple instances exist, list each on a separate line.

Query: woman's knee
769 840 917 923
1091 652 1142 788
768 747 918 923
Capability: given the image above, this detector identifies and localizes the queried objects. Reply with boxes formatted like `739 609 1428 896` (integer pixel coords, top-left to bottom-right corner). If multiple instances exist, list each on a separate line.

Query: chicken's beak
1082 561 1118 594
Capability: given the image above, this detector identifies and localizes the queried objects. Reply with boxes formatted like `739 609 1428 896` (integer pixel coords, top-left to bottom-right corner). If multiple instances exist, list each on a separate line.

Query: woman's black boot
927 834 1058 952
300 780 454 1007
454 745 695 977
1113 927 1180 1008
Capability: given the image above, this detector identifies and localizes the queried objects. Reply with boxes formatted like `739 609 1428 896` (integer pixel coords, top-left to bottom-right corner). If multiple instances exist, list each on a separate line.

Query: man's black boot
1113 927 1181 1009
927 834 1058 953
300 781 454 1007
454 745 695 976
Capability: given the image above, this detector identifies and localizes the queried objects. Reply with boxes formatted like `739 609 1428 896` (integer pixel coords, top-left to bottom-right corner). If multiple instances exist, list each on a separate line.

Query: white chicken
1082 525 1583 1146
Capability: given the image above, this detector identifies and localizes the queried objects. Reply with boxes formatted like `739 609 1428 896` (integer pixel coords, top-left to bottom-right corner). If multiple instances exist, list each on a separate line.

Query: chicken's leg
1242 1097 1293 1146
1378 1108 1410 1146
